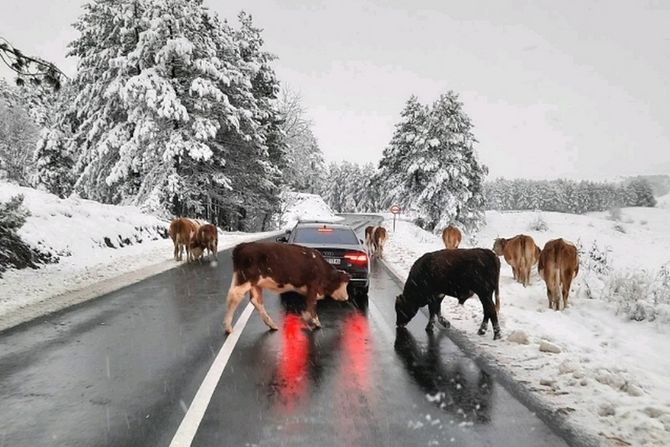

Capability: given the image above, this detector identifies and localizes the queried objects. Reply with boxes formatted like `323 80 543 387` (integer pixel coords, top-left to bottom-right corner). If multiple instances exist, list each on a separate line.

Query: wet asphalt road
0 217 570 447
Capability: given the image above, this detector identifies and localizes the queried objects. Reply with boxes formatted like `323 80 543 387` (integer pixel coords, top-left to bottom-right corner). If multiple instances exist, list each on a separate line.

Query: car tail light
318 228 333 233
344 252 368 266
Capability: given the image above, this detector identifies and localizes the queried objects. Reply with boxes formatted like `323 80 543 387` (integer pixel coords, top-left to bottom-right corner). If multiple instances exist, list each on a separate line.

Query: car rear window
293 227 359 244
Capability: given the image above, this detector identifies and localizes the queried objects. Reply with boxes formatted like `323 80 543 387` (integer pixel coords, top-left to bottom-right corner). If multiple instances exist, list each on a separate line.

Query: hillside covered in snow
0 182 279 331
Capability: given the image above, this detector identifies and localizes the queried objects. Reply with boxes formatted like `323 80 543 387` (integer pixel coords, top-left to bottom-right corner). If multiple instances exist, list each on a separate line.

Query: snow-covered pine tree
403 91 487 232
66 1 281 223
627 178 656 207
32 84 76 197
213 11 284 231
360 163 382 212
276 87 326 194
374 95 429 209
0 91 39 185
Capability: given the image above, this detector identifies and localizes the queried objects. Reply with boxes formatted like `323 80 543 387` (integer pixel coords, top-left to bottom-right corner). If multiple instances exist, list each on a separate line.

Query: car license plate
326 258 341 265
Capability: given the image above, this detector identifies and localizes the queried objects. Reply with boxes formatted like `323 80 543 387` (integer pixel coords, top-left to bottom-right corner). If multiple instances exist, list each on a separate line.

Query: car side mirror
276 236 288 243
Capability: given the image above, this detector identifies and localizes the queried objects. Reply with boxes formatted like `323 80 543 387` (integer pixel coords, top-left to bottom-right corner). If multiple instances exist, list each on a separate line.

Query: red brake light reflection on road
344 252 368 265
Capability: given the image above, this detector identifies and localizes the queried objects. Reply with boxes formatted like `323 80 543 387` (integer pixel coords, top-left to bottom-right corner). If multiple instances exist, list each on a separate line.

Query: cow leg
478 294 501 340
301 289 321 329
426 297 449 332
173 241 179 261
561 270 573 310
426 298 437 332
477 295 489 336
223 274 252 334
489 295 501 340
250 286 278 331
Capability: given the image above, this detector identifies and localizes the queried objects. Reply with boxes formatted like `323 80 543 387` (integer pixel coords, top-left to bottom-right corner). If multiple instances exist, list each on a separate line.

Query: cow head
327 270 351 301
492 238 505 256
395 293 420 327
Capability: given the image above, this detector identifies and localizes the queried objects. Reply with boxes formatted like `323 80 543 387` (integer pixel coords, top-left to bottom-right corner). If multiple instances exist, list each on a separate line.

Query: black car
277 220 370 302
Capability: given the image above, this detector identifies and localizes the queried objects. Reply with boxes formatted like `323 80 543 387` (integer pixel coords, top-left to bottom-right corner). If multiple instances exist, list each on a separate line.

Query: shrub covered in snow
528 213 549 232
613 223 626 233
608 207 622 221
602 266 670 324
0 194 56 275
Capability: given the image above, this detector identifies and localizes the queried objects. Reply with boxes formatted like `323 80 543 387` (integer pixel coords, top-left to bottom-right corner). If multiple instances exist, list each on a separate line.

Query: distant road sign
390 205 401 214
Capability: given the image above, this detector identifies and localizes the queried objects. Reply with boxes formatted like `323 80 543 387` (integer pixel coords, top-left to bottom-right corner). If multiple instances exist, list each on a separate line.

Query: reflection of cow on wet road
394 327 492 423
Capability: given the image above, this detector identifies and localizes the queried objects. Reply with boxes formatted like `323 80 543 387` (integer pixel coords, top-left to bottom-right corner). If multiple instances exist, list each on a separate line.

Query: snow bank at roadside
0 182 281 330
0 181 168 263
382 210 670 447
278 191 344 230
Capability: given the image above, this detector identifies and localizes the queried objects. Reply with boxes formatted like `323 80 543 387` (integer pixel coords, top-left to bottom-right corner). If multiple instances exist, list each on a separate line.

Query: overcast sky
1 0 669 180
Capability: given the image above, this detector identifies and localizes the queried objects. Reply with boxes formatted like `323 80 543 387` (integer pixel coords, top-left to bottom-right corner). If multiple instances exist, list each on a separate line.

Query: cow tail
519 237 528 285
553 265 561 309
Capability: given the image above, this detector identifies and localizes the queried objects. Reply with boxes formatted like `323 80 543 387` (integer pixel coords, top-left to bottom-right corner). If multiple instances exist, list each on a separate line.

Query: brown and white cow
223 242 351 334
538 238 579 311
371 226 388 259
188 223 218 262
441 225 462 249
168 218 200 261
492 234 540 287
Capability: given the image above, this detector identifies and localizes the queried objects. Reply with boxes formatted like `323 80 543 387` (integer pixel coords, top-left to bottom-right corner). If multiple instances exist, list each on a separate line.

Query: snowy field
657 192 670 209
0 183 280 331
381 209 670 446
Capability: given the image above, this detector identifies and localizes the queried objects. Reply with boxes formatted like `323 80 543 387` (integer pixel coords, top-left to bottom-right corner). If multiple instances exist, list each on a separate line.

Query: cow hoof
477 328 486 336
493 331 502 340
438 317 450 328
224 326 233 335
425 323 434 332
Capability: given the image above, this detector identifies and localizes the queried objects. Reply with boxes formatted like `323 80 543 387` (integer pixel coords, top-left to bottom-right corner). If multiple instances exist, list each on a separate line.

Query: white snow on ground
278 191 344 230
382 209 670 447
0 182 281 330
657 192 670 209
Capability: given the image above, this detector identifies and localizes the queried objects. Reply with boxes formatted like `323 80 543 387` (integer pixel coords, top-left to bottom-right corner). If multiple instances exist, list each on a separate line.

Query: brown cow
223 242 351 334
371 226 388 258
441 225 462 249
492 234 540 287
168 218 200 261
538 238 579 311
188 223 218 262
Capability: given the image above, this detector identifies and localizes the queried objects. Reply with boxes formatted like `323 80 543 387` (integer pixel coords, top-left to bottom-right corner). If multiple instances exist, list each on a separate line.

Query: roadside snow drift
0 181 168 261
278 191 344 230
382 209 670 447
0 182 280 331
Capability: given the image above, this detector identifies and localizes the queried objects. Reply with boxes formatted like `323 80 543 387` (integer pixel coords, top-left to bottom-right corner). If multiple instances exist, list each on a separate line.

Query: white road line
169 303 254 447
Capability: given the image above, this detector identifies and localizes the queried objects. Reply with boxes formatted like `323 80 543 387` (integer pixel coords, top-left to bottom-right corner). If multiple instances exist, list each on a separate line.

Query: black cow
395 248 502 340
